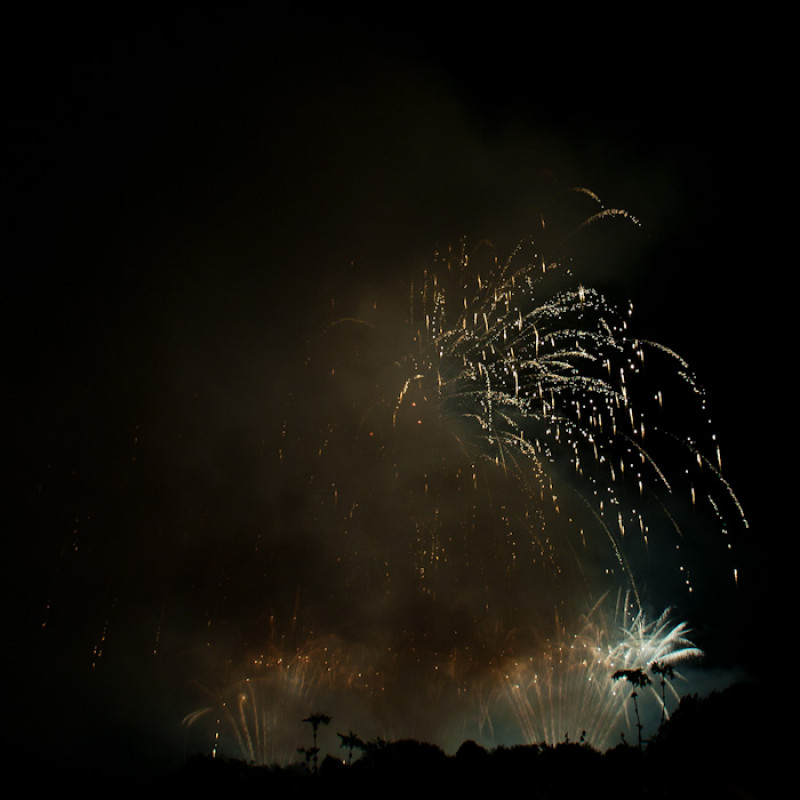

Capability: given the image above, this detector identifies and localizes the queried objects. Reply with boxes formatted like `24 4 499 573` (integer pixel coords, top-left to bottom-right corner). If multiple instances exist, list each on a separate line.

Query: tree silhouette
302 712 332 774
650 661 676 732
612 668 652 749
337 730 366 765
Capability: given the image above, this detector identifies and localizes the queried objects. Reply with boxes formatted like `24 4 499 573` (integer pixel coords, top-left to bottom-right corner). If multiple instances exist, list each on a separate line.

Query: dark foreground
21 681 779 799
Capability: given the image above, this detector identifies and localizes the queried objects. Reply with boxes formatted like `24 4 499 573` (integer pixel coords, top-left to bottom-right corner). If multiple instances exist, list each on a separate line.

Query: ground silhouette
17 680 777 798
161 680 775 799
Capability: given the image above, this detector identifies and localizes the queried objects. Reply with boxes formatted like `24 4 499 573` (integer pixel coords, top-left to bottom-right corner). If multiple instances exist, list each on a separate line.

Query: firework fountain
495 592 703 750
184 189 747 761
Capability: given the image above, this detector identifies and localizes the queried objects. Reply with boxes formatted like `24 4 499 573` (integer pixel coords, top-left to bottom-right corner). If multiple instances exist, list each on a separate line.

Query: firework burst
298 189 746 634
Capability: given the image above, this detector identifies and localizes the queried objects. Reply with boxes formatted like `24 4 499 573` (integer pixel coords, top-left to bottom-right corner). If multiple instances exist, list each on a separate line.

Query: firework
297 189 746 637
494 592 702 751
182 628 381 765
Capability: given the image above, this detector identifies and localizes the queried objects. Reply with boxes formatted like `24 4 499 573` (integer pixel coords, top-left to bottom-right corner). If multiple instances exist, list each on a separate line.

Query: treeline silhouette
164 680 773 799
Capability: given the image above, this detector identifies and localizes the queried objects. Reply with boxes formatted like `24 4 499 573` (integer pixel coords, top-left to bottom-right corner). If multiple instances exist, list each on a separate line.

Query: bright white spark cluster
496 592 702 751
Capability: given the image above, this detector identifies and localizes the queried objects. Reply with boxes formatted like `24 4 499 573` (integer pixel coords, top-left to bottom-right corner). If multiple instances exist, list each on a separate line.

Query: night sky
4 10 779 781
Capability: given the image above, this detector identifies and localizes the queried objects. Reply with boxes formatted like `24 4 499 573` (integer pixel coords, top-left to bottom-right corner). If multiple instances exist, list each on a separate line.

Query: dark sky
3 9 779 779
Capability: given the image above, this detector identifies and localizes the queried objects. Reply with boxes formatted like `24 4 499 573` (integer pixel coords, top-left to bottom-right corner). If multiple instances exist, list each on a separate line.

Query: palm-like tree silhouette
302 712 332 774
612 668 652 750
650 661 676 732
337 730 366 765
